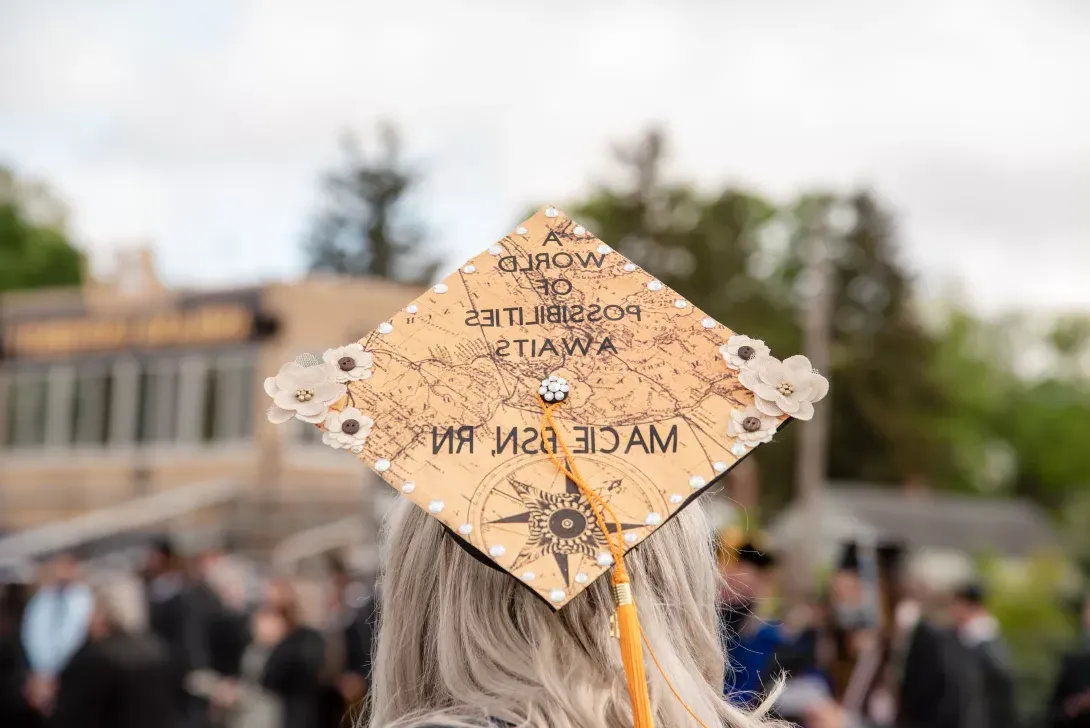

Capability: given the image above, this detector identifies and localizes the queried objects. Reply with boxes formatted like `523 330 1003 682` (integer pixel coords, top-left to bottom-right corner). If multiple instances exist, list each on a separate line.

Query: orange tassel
613 580 655 728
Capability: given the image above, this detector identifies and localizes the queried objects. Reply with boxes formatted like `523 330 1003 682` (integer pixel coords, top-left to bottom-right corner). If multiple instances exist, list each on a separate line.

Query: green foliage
306 124 440 284
980 554 1079 719
0 166 83 293
562 130 954 506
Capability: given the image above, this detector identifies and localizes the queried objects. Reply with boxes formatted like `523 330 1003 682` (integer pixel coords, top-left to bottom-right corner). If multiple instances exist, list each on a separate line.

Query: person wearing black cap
143 538 210 728
1047 594 1090 728
718 534 784 704
950 581 1018 728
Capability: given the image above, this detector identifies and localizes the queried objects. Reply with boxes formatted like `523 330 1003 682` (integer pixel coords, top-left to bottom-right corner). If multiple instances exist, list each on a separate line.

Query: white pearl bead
544 207 558 218
463 264 476 273
597 244 611 254
624 263 637 272
670 493 684 504
549 589 565 603
433 283 448 294
701 317 715 328
374 459 390 472
624 532 638 544
489 544 506 558
648 280 663 291
548 382 560 392
574 573 589 584
488 244 504 255
713 461 727 473
554 391 566 401
674 299 687 308
516 226 528 235
521 571 535 581
401 481 416 494
458 523 473 536
543 392 555 401
596 553 614 567
689 475 706 489
573 226 585 236
406 304 418 314
645 512 662 526
732 442 749 457
548 374 558 382
378 322 393 334
428 499 444 514
538 386 548 395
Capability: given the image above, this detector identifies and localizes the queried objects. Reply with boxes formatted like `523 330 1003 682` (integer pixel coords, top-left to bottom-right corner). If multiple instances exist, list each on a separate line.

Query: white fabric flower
264 358 345 424
719 334 771 370
322 343 373 383
738 354 829 421
726 406 778 446
322 407 374 451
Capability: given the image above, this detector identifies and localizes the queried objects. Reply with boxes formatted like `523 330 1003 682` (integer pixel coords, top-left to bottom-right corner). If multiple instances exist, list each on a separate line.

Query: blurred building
768 481 1068 588
0 250 416 563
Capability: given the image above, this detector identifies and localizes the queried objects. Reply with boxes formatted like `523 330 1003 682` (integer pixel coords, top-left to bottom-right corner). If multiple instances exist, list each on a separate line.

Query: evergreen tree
306 124 440 283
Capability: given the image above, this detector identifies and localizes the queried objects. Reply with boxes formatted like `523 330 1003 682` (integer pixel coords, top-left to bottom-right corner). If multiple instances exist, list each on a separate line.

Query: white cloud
0 0 1087 311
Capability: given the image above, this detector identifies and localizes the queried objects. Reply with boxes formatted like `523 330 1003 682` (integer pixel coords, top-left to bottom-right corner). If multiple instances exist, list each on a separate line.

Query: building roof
768 482 1062 558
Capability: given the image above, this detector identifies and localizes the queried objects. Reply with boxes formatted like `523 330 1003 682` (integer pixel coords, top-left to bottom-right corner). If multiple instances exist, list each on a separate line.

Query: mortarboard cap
263 207 828 722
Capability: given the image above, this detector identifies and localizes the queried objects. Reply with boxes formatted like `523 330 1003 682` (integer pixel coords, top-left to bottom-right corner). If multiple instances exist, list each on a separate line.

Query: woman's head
370 498 779 728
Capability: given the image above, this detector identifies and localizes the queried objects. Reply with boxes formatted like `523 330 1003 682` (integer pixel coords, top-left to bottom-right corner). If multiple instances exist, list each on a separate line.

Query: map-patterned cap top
263 207 829 609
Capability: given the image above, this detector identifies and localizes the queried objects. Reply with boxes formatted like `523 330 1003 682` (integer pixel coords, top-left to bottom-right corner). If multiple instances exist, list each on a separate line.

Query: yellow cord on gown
538 401 710 728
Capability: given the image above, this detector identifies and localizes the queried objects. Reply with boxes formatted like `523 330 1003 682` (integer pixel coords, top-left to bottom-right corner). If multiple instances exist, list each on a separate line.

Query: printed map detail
338 208 786 608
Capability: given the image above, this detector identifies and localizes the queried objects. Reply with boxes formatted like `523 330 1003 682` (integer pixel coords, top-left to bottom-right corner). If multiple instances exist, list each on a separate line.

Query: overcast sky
1 0 1087 313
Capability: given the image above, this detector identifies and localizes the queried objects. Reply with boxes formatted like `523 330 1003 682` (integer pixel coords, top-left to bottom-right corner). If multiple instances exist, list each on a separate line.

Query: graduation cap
263 207 829 725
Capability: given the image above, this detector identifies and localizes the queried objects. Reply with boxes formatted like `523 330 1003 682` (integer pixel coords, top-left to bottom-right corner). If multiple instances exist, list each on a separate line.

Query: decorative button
742 416 762 433
341 419 361 435
338 357 356 372
737 345 756 361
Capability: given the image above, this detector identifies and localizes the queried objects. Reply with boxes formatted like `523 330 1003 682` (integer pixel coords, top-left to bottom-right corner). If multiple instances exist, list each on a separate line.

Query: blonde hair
368 498 782 728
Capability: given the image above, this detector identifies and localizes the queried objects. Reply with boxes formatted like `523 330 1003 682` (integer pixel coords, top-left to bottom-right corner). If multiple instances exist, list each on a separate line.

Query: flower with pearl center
265 358 346 424
322 407 375 451
322 343 374 383
738 354 829 421
719 334 771 371
726 406 779 446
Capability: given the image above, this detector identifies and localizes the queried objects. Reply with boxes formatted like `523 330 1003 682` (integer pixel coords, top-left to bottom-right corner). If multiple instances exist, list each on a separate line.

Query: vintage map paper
337 207 787 608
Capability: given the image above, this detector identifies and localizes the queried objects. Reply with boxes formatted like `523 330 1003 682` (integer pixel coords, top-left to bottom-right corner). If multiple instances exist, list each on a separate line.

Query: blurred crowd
3 535 1090 728
0 543 378 728
719 539 1090 728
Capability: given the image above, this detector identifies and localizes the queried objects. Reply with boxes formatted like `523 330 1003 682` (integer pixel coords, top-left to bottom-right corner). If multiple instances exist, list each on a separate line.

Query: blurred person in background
143 538 212 728
20 552 93 717
890 579 985 728
1 575 41 728
717 531 784 705
318 554 369 727
949 582 1018 728
217 577 324 728
49 576 174 728
196 544 252 683
1047 595 1090 728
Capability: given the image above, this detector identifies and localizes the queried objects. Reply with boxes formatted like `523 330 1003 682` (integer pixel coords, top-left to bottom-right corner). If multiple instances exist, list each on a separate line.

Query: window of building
4 370 48 448
135 359 180 444
70 366 114 446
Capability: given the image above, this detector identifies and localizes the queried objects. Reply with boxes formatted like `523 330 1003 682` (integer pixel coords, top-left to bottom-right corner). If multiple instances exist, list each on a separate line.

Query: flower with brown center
323 407 375 452
726 406 778 447
322 343 374 383
719 334 771 371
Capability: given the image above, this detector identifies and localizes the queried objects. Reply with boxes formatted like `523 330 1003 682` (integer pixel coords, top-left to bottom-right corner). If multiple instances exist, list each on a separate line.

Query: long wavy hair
368 498 782 728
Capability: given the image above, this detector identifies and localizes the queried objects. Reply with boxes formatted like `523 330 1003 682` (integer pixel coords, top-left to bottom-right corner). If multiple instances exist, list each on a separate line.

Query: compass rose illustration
486 460 644 586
